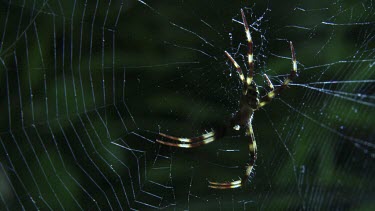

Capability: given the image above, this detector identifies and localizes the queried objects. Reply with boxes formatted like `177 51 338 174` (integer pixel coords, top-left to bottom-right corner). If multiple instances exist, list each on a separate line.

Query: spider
156 9 297 189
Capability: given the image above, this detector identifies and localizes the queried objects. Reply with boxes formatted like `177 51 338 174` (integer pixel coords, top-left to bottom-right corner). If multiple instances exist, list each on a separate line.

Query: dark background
0 0 374 210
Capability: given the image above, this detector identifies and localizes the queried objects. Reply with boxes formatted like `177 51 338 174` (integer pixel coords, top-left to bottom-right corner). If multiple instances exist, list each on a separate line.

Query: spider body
243 82 260 110
156 9 297 189
229 83 259 130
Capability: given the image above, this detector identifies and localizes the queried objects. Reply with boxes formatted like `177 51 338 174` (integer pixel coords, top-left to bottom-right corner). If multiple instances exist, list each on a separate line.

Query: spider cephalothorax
156 9 297 189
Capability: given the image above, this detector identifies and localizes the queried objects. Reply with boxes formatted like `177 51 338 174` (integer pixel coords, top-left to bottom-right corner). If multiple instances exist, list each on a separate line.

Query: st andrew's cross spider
156 9 298 189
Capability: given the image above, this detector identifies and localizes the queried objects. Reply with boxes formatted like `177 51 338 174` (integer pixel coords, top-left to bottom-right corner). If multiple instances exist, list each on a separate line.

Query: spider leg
225 51 245 84
263 74 274 91
208 179 242 189
241 9 254 86
208 123 257 189
156 131 216 148
258 41 297 108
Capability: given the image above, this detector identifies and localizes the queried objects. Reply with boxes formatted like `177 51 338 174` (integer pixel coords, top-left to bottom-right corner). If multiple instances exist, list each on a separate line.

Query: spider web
0 0 374 210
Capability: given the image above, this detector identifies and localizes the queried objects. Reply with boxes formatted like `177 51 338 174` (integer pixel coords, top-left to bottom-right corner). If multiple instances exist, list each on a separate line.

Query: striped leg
225 51 245 84
225 9 254 96
241 9 254 86
208 123 257 189
263 74 274 91
156 131 216 148
258 41 297 108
